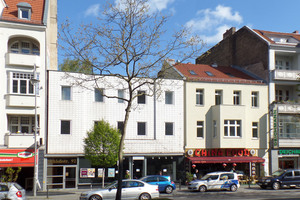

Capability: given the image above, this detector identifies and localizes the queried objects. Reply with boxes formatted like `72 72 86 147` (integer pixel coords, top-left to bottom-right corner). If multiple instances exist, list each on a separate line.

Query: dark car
140 175 176 194
257 169 300 190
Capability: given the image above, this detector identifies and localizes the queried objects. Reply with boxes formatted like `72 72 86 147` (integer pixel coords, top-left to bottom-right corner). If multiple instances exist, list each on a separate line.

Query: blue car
140 175 176 194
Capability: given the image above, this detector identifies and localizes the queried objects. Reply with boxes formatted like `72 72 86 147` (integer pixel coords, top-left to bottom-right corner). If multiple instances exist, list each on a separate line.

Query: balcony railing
6 53 41 67
272 69 300 81
6 94 40 107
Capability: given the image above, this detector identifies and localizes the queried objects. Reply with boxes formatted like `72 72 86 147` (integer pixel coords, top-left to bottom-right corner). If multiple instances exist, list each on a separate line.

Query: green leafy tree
60 0 204 198
84 120 121 187
59 58 92 74
1 167 21 182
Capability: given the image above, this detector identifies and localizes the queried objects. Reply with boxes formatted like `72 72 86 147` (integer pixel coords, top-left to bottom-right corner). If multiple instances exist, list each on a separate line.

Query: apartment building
46 70 184 189
196 26 300 173
162 60 269 177
0 0 57 189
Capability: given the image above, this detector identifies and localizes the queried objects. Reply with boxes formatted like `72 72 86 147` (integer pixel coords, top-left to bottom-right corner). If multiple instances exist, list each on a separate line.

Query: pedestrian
193 169 199 180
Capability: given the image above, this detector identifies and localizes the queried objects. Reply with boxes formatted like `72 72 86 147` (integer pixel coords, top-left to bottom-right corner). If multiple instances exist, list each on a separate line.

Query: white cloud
84 4 100 17
185 5 243 44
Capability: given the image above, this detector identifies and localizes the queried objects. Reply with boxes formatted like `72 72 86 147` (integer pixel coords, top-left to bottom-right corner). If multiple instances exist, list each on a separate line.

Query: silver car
79 179 159 200
0 182 26 200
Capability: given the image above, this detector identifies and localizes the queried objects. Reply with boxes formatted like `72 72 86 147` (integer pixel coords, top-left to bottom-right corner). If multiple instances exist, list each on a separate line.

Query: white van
188 171 240 192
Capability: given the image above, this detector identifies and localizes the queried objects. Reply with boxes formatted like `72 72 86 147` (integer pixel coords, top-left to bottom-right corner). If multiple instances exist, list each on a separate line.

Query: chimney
293 30 299 34
223 27 236 39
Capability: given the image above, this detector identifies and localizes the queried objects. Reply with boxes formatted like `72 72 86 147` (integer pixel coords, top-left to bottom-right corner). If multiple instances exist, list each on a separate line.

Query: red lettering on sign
194 149 200 157
244 149 250 156
201 150 207 156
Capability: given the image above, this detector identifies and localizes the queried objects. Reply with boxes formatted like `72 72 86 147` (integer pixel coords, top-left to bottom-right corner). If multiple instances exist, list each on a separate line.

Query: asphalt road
26 185 300 200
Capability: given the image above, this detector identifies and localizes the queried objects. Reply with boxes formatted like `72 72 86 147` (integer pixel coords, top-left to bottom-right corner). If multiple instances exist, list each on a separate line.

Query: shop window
61 120 71 134
62 86 71 100
224 120 241 137
137 122 146 135
137 91 146 104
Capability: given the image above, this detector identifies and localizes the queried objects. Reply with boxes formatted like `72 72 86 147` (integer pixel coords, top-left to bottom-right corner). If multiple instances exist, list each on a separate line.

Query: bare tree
59 0 204 199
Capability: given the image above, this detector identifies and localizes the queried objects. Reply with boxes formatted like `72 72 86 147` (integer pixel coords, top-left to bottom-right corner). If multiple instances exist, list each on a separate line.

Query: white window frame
95 88 104 102
233 91 241 105
118 89 124 103
215 90 222 105
196 89 204 105
251 91 259 107
9 40 39 55
137 91 146 104
252 122 258 138
165 91 174 105
197 121 204 138
61 86 71 100
224 120 241 137
10 72 35 95
8 115 39 135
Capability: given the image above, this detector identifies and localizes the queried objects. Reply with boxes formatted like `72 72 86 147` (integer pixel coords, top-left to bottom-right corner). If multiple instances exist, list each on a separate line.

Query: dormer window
205 71 214 76
189 70 197 75
17 2 32 20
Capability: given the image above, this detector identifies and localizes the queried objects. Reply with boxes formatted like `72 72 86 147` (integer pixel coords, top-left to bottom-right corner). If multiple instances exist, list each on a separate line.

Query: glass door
64 166 76 189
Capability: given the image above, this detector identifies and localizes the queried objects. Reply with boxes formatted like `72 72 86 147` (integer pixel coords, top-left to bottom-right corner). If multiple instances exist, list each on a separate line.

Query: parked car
139 175 176 194
79 179 159 200
188 171 240 192
0 182 26 200
257 169 300 190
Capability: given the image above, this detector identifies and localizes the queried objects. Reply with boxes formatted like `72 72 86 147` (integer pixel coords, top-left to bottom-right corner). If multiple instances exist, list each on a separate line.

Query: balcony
272 69 300 81
276 103 300 114
6 94 40 107
4 133 36 148
6 53 41 67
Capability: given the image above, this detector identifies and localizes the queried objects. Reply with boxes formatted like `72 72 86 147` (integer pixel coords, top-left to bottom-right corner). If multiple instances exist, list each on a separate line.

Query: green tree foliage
1 167 21 182
84 120 121 167
59 58 93 74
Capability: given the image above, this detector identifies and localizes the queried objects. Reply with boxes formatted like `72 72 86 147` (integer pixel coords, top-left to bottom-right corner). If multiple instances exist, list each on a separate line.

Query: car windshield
272 170 285 177
105 181 118 189
200 174 219 180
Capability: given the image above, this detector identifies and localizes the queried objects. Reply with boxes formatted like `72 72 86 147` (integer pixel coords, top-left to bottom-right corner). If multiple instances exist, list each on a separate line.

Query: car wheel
260 186 267 189
199 185 207 192
272 182 280 190
139 193 151 200
230 184 237 192
165 185 173 194
89 195 102 200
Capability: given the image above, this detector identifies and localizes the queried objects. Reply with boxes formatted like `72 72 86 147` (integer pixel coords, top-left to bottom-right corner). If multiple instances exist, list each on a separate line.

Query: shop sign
273 108 279 148
278 149 300 155
187 149 252 157
80 168 95 178
108 168 115 178
47 158 77 165
0 149 35 167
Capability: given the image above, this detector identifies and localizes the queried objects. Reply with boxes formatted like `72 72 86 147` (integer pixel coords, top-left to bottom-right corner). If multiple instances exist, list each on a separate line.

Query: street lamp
30 64 39 197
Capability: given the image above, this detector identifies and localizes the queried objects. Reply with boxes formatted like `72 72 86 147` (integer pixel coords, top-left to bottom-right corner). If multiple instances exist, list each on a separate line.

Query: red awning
188 156 264 164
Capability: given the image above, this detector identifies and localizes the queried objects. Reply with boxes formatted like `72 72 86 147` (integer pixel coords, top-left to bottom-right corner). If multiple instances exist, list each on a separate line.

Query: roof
0 0 45 25
253 29 300 46
173 63 264 85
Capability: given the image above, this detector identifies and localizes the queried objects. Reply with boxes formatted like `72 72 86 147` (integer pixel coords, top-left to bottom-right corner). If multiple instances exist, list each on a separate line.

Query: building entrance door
65 166 76 189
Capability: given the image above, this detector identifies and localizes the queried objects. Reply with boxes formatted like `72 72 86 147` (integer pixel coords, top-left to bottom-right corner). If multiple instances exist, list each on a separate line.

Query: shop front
185 148 265 178
271 149 300 173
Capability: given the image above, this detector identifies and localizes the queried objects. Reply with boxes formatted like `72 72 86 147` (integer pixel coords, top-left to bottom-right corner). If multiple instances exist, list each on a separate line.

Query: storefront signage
273 108 279 148
80 168 95 178
108 168 115 178
0 149 35 167
187 149 253 157
278 149 300 155
47 158 77 165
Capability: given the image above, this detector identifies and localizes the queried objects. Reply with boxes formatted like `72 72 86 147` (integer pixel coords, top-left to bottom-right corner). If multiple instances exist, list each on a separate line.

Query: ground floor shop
270 149 300 173
45 154 184 191
185 148 265 179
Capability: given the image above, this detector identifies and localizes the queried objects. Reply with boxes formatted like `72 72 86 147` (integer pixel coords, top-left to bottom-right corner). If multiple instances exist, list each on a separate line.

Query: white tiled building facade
46 71 184 189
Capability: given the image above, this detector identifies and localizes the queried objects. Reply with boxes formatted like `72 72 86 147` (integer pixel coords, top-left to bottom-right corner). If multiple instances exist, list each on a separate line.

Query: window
11 72 35 95
137 122 146 135
278 115 300 138
165 122 174 135
9 40 39 55
8 115 39 134
137 91 146 104
197 121 204 138
252 122 258 138
213 120 217 137
233 91 240 105
165 91 173 104
189 70 197 75
224 120 241 137
251 92 258 107
117 121 124 134
17 2 31 20
215 90 222 105
95 88 104 102
205 71 214 76
61 86 71 100
196 89 204 105
118 89 124 103
276 90 283 101
61 120 71 134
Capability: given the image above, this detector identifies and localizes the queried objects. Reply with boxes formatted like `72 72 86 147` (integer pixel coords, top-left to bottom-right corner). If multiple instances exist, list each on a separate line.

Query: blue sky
57 0 300 63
